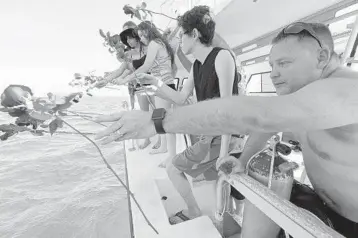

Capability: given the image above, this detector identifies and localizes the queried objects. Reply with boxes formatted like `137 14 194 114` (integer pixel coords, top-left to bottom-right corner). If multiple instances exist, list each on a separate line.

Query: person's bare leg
136 93 151 149
129 93 135 110
150 96 170 154
234 198 245 224
146 95 162 149
150 134 167 154
128 93 136 151
223 198 244 238
166 162 202 218
162 102 176 165
157 102 176 162
159 133 176 167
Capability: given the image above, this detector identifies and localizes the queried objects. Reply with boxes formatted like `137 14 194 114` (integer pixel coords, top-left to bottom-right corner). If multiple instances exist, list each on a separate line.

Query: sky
2 0 354 97
0 0 186 96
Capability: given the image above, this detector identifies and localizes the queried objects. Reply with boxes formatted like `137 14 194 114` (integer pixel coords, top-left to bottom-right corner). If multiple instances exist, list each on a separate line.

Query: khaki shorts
172 136 239 181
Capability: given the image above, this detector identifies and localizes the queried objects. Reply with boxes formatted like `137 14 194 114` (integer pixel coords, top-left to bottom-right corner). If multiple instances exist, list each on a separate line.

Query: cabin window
329 15 357 56
246 72 276 95
351 56 358 70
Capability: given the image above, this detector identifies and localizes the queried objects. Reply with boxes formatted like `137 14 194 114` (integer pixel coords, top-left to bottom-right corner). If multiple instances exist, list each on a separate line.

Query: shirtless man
95 22 358 237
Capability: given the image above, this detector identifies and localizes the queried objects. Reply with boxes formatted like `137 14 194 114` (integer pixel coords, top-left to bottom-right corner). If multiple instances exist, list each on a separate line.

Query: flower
123 5 136 17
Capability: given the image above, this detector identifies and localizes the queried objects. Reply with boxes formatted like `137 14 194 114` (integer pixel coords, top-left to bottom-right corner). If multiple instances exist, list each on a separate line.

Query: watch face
152 108 166 120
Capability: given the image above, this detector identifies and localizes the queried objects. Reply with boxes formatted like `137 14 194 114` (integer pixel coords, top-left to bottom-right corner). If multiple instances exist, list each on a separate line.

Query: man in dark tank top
124 6 242 229
164 7 241 229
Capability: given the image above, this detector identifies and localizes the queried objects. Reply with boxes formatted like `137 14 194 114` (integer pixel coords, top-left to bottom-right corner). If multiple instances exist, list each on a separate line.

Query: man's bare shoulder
329 66 358 79
298 67 358 98
321 67 358 139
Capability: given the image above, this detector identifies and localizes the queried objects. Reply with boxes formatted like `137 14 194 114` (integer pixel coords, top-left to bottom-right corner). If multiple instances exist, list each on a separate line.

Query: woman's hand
134 73 159 86
94 79 109 89
111 77 128 85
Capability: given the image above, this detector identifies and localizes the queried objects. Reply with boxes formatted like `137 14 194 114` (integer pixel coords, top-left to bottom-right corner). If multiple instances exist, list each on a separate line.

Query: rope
104 86 121 91
57 113 159 234
65 111 107 126
145 9 178 20
66 110 103 116
54 131 96 136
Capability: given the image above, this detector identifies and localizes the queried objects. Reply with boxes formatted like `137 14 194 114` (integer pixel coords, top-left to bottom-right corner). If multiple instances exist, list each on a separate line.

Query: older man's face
269 36 323 95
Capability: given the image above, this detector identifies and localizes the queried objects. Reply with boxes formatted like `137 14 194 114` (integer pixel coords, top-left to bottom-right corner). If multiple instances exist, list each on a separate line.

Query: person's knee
166 159 180 177
137 96 150 111
166 160 175 174
155 96 172 109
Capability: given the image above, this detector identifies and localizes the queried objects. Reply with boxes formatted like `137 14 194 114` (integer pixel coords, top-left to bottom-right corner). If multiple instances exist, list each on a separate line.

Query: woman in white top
96 21 155 150
122 21 177 156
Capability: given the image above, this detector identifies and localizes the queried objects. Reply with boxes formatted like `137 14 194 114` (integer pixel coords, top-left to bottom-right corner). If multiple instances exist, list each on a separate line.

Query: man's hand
95 110 156 144
216 155 246 175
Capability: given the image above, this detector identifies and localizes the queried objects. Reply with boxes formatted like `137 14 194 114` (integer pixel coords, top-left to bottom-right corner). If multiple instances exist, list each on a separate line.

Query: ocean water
0 96 131 238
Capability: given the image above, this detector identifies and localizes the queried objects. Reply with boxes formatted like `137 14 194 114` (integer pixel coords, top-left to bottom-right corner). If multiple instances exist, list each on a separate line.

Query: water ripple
0 96 130 238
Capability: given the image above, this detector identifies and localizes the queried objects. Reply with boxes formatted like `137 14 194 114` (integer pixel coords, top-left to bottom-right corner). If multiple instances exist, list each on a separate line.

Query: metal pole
123 104 134 238
342 14 358 65
123 142 135 238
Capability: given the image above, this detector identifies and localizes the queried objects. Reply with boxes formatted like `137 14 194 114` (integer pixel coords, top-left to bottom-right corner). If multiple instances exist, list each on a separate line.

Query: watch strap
152 108 166 134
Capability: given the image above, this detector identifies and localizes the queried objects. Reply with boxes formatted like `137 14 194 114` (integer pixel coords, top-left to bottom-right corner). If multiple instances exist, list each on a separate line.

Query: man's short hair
178 5 215 46
272 22 334 52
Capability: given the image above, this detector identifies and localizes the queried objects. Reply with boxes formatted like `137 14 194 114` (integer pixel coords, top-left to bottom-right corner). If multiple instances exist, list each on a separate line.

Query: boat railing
215 172 344 238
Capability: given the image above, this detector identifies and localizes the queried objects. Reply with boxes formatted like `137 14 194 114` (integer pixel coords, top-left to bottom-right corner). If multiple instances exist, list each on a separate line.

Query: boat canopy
215 0 351 48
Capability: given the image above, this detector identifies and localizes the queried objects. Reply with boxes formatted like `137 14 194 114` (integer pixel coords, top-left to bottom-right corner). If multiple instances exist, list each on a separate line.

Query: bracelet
157 80 164 88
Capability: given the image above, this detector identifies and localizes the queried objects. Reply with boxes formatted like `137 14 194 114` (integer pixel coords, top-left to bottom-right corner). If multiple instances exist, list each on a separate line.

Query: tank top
193 47 241 139
193 47 240 102
149 41 174 85
132 55 146 70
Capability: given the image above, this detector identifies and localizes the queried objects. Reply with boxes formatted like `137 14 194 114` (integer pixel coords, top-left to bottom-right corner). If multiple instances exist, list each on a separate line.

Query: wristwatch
152 108 166 134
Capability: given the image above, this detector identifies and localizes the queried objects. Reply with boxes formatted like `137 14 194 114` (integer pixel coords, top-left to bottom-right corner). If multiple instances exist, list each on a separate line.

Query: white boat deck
124 134 222 238
123 128 314 238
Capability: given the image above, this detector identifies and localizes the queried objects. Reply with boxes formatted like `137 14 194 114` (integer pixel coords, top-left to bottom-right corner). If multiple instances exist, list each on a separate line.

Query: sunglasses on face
283 22 323 48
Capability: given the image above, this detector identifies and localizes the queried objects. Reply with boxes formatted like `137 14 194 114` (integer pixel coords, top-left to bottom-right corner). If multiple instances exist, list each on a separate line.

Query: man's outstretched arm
163 78 358 135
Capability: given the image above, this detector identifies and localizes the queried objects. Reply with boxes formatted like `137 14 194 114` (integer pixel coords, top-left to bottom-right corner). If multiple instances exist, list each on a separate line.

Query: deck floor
124 135 222 238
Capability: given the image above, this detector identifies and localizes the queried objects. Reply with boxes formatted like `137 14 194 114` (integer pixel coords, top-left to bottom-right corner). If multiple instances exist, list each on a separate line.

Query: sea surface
0 96 131 238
